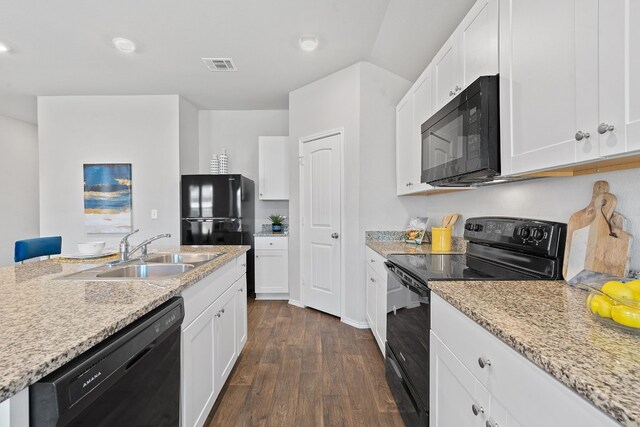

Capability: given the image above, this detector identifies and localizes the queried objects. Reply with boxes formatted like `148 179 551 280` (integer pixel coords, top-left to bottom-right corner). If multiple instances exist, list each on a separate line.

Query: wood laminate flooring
205 299 404 427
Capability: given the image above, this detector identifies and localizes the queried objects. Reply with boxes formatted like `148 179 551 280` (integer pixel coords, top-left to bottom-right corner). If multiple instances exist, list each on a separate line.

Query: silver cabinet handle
486 420 499 427
269 242 273 245
472 404 484 416
455 85 462 92
370 259 375 263
370 277 375 282
449 90 455 96
221 308 225 314
241 263 246 267
238 287 243 293
331 233 339 239
259 193 263 196
478 357 492 368
215 312 222 318
575 131 590 141
598 123 615 134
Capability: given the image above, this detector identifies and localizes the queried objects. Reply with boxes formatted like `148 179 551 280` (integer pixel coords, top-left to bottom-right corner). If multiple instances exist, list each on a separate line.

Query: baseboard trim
341 317 369 329
255 293 290 301
288 299 305 308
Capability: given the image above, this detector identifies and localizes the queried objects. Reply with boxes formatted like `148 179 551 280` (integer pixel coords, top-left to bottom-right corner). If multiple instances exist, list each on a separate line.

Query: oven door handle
385 262 430 297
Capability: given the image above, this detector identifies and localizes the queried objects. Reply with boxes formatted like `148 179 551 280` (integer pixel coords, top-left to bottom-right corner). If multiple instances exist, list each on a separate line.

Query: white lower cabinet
365 247 388 355
430 293 620 427
181 254 248 427
255 237 289 297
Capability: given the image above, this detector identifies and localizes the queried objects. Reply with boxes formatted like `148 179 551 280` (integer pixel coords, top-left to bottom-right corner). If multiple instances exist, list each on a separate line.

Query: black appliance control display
463 217 566 258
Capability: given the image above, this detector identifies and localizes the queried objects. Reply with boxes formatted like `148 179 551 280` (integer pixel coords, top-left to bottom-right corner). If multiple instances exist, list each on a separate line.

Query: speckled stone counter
0 245 250 403
254 231 288 237
366 238 466 258
430 280 640 426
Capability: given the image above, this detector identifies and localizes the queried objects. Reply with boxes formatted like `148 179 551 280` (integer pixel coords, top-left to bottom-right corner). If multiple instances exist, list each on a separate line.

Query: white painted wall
416 169 640 270
0 115 39 266
289 61 422 323
179 97 200 174
198 110 289 229
38 95 181 254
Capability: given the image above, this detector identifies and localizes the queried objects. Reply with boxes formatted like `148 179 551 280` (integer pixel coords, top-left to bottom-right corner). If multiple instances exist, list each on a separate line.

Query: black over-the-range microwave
420 74 500 187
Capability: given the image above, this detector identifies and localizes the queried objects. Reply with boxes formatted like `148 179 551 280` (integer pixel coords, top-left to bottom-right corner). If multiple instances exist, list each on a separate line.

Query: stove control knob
473 224 482 232
520 227 531 239
465 223 474 231
532 228 544 241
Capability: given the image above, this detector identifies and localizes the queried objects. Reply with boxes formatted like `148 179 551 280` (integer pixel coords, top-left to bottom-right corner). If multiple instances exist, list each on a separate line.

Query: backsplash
261 223 289 233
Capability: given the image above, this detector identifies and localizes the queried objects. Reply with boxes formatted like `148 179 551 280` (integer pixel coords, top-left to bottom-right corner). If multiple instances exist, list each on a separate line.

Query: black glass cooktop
386 253 540 283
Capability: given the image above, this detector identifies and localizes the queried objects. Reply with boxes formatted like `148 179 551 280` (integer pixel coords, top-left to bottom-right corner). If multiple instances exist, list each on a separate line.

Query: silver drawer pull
472 404 484 416
370 259 375 263
370 277 375 282
486 420 499 427
478 357 492 369
598 123 615 134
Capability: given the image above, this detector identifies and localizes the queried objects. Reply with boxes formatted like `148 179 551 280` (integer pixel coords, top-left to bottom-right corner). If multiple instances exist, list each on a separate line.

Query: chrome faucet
128 233 172 258
119 229 139 262
118 230 171 262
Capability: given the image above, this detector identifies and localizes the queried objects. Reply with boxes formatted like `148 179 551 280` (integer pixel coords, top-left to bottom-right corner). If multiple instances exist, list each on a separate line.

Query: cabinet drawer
365 246 387 278
254 237 288 250
181 260 236 328
236 253 247 277
431 294 619 427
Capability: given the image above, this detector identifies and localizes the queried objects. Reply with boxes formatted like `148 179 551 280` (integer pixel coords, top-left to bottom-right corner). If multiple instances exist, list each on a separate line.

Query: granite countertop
431 280 640 426
0 245 250 403
254 231 288 237
366 239 466 258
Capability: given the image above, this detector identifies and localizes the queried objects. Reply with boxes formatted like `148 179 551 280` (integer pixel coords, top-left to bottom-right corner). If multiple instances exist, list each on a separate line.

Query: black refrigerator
180 174 255 295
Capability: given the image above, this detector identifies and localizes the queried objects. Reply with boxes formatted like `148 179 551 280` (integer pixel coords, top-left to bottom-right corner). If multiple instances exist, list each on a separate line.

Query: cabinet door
258 136 289 200
459 0 499 87
489 396 524 427
214 285 238 387
235 275 248 354
396 95 415 195
409 65 434 193
182 305 216 427
500 0 599 175
365 266 377 332
374 269 387 355
255 249 288 293
430 332 490 427
599 0 640 154
432 35 461 111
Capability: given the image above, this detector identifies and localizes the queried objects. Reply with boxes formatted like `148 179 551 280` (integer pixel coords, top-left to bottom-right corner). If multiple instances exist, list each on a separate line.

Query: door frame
298 128 346 319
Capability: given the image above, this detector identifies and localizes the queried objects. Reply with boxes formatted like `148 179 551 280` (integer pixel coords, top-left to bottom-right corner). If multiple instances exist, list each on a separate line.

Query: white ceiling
0 0 475 124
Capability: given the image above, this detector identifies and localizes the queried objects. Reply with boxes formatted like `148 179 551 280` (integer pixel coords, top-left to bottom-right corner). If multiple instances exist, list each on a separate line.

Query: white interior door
301 133 341 317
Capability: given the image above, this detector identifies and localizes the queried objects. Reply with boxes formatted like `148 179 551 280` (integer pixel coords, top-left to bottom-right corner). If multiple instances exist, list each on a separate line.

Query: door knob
575 131 590 141
331 233 339 239
598 123 615 134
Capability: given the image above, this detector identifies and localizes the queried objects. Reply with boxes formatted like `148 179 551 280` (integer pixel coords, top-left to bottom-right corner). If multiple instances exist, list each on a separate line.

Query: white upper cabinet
458 0 499 88
500 0 599 175
433 0 499 111
599 0 640 155
396 95 417 194
501 0 640 175
258 136 289 200
433 35 462 111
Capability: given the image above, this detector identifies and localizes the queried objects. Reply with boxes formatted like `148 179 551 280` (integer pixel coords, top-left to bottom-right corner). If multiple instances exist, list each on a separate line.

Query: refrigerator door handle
183 217 242 222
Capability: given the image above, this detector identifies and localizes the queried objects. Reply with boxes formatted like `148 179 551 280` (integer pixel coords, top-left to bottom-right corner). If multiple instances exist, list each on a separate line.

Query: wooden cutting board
563 181 609 279
584 194 632 278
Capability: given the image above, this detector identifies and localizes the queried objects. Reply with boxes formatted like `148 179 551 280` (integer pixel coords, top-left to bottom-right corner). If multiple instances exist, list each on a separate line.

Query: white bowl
77 241 106 255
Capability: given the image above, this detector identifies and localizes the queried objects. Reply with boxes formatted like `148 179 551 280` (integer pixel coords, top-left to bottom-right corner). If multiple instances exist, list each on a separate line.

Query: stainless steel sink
96 263 194 279
59 251 222 281
145 252 222 266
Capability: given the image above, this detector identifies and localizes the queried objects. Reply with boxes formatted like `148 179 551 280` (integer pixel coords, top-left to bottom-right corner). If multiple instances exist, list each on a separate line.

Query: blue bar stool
14 236 62 263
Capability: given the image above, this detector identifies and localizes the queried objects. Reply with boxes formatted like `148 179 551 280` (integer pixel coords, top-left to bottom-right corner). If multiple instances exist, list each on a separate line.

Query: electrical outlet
151 209 158 219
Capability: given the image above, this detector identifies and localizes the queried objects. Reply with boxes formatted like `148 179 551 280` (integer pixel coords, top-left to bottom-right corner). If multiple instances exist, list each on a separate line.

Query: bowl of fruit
582 279 640 334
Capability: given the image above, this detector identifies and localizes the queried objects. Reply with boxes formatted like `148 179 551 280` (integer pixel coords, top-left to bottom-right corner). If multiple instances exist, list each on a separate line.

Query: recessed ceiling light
0 42 11 53
299 36 318 52
112 37 136 53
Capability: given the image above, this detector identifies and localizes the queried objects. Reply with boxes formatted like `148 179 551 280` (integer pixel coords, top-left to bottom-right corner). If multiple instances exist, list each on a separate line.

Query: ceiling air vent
201 58 238 72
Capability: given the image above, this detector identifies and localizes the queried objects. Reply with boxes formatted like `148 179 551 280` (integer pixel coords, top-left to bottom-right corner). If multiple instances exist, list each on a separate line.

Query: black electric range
384 217 567 427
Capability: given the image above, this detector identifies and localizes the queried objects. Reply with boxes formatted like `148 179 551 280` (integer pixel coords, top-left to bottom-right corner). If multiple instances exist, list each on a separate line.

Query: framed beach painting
83 164 133 233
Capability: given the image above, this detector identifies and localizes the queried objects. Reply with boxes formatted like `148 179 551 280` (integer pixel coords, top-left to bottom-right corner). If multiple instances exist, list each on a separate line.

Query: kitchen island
0 245 250 406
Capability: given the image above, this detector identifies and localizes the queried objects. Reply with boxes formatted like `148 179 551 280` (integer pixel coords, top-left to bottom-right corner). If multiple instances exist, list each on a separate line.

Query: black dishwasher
30 297 184 427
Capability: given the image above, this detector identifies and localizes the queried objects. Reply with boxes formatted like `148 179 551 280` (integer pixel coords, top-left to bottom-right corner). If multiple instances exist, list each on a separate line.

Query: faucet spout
128 233 172 258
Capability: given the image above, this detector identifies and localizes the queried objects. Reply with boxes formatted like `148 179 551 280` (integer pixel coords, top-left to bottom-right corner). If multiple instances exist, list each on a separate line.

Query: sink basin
96 263 194 279
145 252 222 266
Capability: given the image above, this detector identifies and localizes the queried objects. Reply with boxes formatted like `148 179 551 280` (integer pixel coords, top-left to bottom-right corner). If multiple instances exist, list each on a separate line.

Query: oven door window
422 102 467 183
